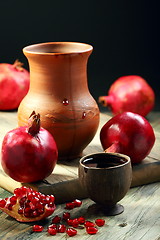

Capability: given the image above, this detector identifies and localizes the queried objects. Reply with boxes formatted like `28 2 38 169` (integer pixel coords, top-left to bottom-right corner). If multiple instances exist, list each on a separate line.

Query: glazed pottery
79 152 132 215
18 42 100 160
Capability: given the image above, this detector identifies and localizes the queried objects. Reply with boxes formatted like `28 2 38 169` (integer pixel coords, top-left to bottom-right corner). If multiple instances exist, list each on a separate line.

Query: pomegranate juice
82 155 126 168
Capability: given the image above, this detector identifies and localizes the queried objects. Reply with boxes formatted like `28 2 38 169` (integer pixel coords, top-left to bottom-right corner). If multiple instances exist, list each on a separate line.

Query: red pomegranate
100 112 155 163
1 111 58 182
0 60 30 110
99 75 155 117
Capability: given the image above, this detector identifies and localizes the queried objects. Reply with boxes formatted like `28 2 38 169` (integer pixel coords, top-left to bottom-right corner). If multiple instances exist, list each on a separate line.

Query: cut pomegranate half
0 186 56 222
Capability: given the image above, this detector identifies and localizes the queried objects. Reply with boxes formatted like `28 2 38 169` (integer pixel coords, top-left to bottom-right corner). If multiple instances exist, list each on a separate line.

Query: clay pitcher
18 42 100 160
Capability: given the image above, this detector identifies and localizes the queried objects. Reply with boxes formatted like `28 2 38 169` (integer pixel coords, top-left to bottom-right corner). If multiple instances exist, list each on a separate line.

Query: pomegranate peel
0 186 56 222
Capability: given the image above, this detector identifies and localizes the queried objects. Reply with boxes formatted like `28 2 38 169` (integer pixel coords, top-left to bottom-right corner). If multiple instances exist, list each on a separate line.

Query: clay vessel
18 42 100 160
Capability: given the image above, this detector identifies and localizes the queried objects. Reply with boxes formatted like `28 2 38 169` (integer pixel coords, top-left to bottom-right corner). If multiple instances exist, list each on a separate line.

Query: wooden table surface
0 110 160 240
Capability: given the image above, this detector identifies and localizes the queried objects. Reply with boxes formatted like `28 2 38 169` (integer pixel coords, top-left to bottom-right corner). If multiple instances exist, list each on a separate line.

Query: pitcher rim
23 42 93 56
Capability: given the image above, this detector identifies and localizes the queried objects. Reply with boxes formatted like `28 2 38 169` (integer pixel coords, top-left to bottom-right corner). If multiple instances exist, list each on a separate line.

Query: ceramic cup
78 152 132 215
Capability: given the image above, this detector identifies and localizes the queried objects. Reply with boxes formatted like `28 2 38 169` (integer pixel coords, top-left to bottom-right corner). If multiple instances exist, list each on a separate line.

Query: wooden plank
1 183 160 240
1 112 160 204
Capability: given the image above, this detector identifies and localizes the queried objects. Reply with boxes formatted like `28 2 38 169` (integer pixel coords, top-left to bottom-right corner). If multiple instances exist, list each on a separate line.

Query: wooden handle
38 178 88 204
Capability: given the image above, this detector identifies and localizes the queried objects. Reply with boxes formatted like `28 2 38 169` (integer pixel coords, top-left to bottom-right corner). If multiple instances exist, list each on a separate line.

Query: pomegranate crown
28 111 40 136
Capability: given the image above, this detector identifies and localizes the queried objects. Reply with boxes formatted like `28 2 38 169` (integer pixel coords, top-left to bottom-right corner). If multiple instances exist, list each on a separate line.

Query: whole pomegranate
100 112 155 163
1 111 58 182
0 186 56 222
98 75 155 117
0 60 30 110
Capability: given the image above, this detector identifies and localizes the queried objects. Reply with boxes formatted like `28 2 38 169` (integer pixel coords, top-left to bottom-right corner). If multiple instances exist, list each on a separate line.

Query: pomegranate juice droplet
62 98 69 106
82 112 86 119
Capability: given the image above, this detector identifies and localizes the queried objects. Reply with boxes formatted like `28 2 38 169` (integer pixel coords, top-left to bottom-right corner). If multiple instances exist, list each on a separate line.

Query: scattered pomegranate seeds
52 215 61 223
71 218 79 228
31 198 106 237
63 212 70 220
57 224 66 233
47 227 57 235
65 199 82 209
67 219 74 226
48 224 57 229
84 221 95 228
86 226 98 235
65 202 75 210
32 225 44 232
77 216 85 224
66 228 77 237
95 218 105 227
73 199 82 207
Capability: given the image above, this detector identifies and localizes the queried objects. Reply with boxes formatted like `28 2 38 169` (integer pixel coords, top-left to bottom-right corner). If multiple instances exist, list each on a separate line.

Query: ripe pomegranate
1 111 58 182
0 186 56 222
100 112 155 163
98 75 155 117
0 60 30 110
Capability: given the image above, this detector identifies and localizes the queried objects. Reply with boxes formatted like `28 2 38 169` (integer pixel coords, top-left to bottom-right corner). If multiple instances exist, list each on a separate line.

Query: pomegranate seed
14 188 21 197
19 196 27 207
48 224 57 229
84 221 95 227
32 225 44 232
71 218 79 228
9 196 17 205
66 228 77 237
95 218 105 227
32 210 39 217
31 197 39 205
86 226 98 235
41 196 49 204
24 212 31 218
48 227 57 235
37 208 44 215
24 207 31 213
45 195 50 201
73 199 82 207
77 216 86 224
63 212 70 220
67 219 73 226
6 203 13 211
47 202 55 207
18 207 23 214
35 202 43 210
24 200 30 208
29 202 36 210
52 215 61 224
65 202 75 210
49 195 55 202
0 199 6 208
39 194 46 201
58 224 66 233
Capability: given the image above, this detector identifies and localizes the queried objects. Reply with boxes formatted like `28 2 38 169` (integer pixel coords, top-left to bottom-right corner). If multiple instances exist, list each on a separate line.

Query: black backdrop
1 0 160 110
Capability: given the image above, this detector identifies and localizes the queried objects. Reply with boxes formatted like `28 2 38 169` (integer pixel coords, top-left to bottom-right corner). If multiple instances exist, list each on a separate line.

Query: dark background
1 0 160 110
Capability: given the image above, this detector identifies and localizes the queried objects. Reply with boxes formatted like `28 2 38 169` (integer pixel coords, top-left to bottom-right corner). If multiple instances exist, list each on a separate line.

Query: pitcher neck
27 53 91 95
